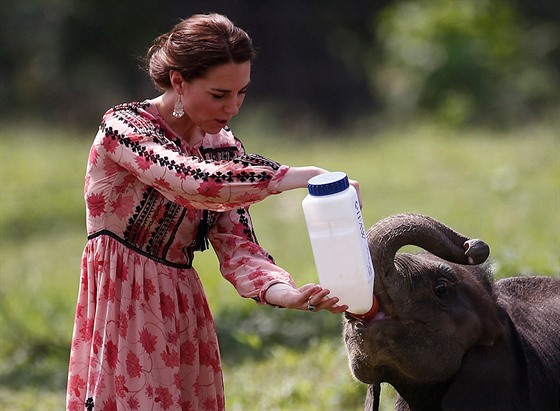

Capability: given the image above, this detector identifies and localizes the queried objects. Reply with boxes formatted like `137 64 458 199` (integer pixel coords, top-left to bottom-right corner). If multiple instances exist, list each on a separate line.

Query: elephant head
343 213 505 399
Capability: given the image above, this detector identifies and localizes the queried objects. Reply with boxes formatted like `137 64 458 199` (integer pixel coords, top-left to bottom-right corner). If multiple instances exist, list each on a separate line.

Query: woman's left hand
348 178 362 209
264 283 348 314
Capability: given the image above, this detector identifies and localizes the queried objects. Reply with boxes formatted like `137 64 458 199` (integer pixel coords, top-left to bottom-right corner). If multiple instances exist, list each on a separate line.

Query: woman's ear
169 70 185 93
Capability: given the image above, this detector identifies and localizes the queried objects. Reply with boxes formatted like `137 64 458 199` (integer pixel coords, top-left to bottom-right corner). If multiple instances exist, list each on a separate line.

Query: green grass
0 119 558 410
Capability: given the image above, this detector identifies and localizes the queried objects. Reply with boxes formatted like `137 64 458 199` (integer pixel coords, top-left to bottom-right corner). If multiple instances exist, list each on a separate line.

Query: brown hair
146 13 256 91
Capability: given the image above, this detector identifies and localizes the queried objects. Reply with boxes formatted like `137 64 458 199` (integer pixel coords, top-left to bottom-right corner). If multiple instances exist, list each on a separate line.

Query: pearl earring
172 95 185 118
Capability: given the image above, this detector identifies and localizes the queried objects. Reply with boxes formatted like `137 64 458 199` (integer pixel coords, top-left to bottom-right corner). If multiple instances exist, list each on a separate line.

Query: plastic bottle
302 172 376 316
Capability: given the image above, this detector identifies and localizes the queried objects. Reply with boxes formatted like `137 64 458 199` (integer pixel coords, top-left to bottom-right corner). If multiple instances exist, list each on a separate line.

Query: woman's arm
277 167 363 208
208 207 348 314
275 166 327 191
208 206 295 301
96 110 291 212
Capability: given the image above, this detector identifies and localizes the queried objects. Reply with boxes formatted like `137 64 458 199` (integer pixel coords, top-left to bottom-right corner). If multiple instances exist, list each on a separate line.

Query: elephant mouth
344 256 402 328
345 292 398 329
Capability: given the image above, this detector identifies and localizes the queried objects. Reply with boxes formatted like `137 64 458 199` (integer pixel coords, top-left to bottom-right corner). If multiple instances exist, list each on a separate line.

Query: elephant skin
342 213 560 411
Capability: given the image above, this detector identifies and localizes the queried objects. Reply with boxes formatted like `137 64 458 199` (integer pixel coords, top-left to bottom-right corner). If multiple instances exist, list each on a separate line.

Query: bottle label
354 199 375 285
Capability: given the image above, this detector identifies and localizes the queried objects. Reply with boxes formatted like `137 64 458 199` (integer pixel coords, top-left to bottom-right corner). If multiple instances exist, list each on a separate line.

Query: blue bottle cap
307 171 349 196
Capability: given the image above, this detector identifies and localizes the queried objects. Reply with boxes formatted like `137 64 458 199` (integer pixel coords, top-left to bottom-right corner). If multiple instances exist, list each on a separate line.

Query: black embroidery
98 102 280 266
236 208 254 241
195 209 210 252
235 153 281 170
89 230 194 269
195 146 243 251
199 146 238 162
100 122 275 185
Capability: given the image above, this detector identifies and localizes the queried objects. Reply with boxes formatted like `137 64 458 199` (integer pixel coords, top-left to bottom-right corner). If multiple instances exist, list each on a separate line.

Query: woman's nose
224 103 239 115
223 96 242 115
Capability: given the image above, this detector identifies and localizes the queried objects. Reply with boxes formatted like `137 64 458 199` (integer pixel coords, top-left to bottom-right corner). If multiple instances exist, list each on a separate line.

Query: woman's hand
348 178 362 208
264 283 348 314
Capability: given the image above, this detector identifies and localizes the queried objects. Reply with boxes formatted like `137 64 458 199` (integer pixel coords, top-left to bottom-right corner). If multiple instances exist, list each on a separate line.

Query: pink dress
66 101 296 411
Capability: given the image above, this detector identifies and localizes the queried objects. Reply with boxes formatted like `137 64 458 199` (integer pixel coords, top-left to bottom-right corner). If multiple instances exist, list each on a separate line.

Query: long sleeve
208 206 296 303
84 101 291 268
89 102 289 214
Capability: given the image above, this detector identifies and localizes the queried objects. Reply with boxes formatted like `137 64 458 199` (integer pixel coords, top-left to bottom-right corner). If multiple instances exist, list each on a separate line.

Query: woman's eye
211 90 247 100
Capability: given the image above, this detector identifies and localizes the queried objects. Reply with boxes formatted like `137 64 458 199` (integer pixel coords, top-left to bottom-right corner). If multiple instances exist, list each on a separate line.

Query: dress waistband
88 230 194 269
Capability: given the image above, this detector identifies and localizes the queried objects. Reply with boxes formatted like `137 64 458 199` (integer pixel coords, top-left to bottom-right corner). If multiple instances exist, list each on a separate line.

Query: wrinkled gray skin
343 213 560 411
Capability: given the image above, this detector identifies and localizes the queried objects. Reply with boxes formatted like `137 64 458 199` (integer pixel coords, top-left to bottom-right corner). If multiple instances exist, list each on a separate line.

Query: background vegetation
1 0 558 128
1 121 558 410
1 0 559 410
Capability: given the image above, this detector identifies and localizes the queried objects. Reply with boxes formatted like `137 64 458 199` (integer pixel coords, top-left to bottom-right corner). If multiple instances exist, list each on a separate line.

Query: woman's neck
152 92 204 146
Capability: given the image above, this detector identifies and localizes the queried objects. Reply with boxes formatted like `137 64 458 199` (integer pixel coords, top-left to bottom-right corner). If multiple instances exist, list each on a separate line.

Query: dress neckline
144 99 204 149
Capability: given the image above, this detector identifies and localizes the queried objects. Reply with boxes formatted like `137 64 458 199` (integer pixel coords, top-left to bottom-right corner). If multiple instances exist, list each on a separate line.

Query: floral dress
66 101 296 411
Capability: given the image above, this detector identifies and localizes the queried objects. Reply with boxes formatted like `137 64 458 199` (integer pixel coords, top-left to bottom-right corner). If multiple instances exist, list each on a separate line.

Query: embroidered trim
235 153 282 170
88 230 194 269
100 121 275 185
96 103 282 266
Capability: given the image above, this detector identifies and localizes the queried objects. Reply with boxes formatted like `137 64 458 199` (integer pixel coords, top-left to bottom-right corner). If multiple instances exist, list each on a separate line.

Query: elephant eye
434 279 449 297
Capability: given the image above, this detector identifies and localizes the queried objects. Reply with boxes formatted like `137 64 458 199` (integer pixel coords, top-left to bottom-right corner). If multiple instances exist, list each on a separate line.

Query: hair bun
145 13 255 91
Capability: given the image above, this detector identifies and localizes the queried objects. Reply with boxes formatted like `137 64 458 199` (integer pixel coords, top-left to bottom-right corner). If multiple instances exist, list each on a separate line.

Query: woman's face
182 61 251 135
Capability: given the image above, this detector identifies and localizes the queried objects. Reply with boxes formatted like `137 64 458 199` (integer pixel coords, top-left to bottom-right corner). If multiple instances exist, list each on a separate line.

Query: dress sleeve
96 105 289 212
208 206 296 304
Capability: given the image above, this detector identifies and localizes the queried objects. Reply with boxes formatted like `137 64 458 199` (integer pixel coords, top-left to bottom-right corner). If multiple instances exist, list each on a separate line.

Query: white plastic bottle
302 172 375 316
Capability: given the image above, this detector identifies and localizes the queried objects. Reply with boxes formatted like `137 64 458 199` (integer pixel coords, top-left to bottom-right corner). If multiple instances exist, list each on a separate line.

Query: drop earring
172 95 185 118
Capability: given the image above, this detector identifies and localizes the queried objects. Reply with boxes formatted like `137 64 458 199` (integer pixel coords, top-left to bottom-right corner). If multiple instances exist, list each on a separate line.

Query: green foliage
0 120 558 410
372 0 560 126
215 311 400 410
2 1 558 128
222 340 370 411
0 126 88 240
0 127 87 393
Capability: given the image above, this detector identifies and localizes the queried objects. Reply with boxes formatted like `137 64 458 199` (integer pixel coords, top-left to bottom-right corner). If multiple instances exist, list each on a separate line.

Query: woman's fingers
307 288 348 313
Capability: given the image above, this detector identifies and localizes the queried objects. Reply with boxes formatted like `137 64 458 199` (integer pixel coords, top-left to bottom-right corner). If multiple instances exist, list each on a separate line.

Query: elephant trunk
368 213 490 300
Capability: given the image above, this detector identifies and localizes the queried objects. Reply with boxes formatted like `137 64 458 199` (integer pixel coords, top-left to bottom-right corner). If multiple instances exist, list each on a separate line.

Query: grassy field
0 118 558 410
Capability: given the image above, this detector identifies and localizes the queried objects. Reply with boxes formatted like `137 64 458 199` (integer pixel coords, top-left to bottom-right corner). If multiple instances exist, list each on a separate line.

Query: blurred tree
0 0 379 128
0 0 558 129
0 0 169 127
58 0 168 125
369 0 560 126
0 0 74 122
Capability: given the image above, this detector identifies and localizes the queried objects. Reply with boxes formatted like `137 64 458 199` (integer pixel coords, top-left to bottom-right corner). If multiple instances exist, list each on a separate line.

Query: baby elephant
343 213 560 411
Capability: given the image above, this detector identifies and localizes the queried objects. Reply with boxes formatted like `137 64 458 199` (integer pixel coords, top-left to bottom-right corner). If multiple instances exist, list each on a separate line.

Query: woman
67 13 357 411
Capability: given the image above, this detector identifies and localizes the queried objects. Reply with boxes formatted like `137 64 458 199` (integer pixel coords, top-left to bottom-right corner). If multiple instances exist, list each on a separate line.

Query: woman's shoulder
100 101 166 140
102 101 153 123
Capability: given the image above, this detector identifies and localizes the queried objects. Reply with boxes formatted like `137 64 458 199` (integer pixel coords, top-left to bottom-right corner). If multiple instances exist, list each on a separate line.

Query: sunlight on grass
0 120 558 410
222 340 377 411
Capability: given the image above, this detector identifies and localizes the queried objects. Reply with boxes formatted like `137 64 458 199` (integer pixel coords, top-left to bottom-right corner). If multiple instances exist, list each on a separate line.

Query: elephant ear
442 339 514 410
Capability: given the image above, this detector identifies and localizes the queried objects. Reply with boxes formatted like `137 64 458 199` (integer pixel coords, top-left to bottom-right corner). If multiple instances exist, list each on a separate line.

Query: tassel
195 210 209 252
